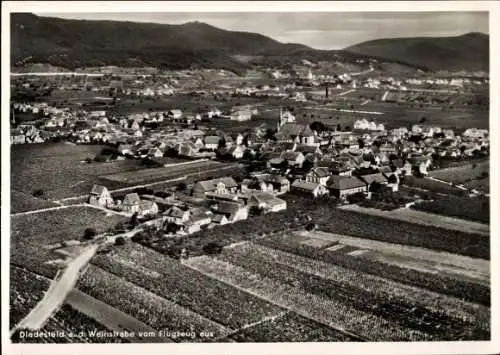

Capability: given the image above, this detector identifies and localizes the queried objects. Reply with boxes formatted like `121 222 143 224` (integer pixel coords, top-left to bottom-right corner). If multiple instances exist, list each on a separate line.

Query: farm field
281 194 489 259
19 304 127 343
76 265 231 342
89 243 286 330
207 242 489 340
11 190 58 214
65 289 166 343
11 143 146 200
100 160 234 184
293 231 489 286
428 161 489 183
463 178 490 194
412 195 490 224
10 206 126 277
185 248 488 341
428 162 490 194
401 176 468 196
10 266 50 327
256 233 490 306
339 204 489 236
294 99 489 131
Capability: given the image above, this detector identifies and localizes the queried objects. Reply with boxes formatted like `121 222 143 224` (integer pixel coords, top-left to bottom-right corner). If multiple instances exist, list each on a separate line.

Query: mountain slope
345 33 489 72
11 13 310 72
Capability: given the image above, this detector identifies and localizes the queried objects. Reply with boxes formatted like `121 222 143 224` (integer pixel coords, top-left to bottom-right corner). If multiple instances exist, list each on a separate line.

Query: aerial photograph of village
6 7 492 347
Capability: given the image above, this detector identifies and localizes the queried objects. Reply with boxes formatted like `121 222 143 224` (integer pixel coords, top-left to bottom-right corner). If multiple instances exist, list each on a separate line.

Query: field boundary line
59 163 242 202
182 258 367 342
213 310 290 341
11 204 86 217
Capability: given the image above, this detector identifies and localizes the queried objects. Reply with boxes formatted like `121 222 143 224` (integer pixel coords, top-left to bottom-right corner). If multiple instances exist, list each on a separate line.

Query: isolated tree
115 236 126 246
130 212 139 228
419 116 427 124
177 182 187 191
83 228 97 240
310 121 327 133
32 189 44 198
203 242 223 255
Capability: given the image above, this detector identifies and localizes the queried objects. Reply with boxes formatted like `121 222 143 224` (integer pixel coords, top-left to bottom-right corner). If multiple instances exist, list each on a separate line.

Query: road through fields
13 245 98 331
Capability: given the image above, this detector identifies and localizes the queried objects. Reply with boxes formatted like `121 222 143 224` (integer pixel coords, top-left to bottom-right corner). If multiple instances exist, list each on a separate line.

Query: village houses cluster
60 102 491 240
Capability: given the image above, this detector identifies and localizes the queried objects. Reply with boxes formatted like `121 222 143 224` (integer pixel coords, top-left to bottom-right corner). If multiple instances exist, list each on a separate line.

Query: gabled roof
259 174 289 184
123 193 141 205
164 206 189 218
281 151 304 161
204 136 220 145
327 175 366 190
308 167 331 178
359 173 388 185
379 166 393 175
292 180 322 191
251 192 286 206
213 200 245 216
277 123 314 139
194 177 238 192
91 184 107 195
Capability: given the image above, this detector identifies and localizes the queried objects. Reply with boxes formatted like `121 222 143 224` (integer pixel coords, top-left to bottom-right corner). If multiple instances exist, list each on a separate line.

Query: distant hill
11 13 313 74
345 33 489 72
11 13 420 75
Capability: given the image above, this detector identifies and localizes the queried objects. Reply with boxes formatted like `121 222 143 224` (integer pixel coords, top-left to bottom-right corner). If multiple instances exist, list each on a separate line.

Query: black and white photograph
1 1 499 354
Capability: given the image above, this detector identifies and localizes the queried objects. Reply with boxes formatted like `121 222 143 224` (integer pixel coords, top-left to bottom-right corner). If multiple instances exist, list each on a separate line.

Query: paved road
14 245 99 330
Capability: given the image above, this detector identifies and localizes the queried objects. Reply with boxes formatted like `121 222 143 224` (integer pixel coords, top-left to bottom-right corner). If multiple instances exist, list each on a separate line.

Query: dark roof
90 184 107 195
308 167 331 178
281 151 304 161
360 173 388 185
164 206 188 218
123 193 141 205
295 144 321 155
292 180 322 191
213 200 244 216
204 136 220 144
379 166 393 175
276 123 314 139
194 177 238 192
328 176 366 190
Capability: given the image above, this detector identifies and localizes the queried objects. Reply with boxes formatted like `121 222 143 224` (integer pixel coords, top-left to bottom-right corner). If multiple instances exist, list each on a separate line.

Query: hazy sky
37 12 489 49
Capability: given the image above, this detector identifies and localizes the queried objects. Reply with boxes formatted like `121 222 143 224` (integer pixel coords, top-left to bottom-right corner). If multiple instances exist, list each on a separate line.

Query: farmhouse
204 136 220 150
257 174 290 195
167 109 183 121
291 180 329 197
164 206 191 224
305 167 331 186
230 108 253 122
359 173 388 190
89 185 114 208
276 123 317 146
281 151 305 168
248 192 287 212
177 141 198 157
192 177 239 198
327 175 367 199
121 193 159 216
211 200 248 223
